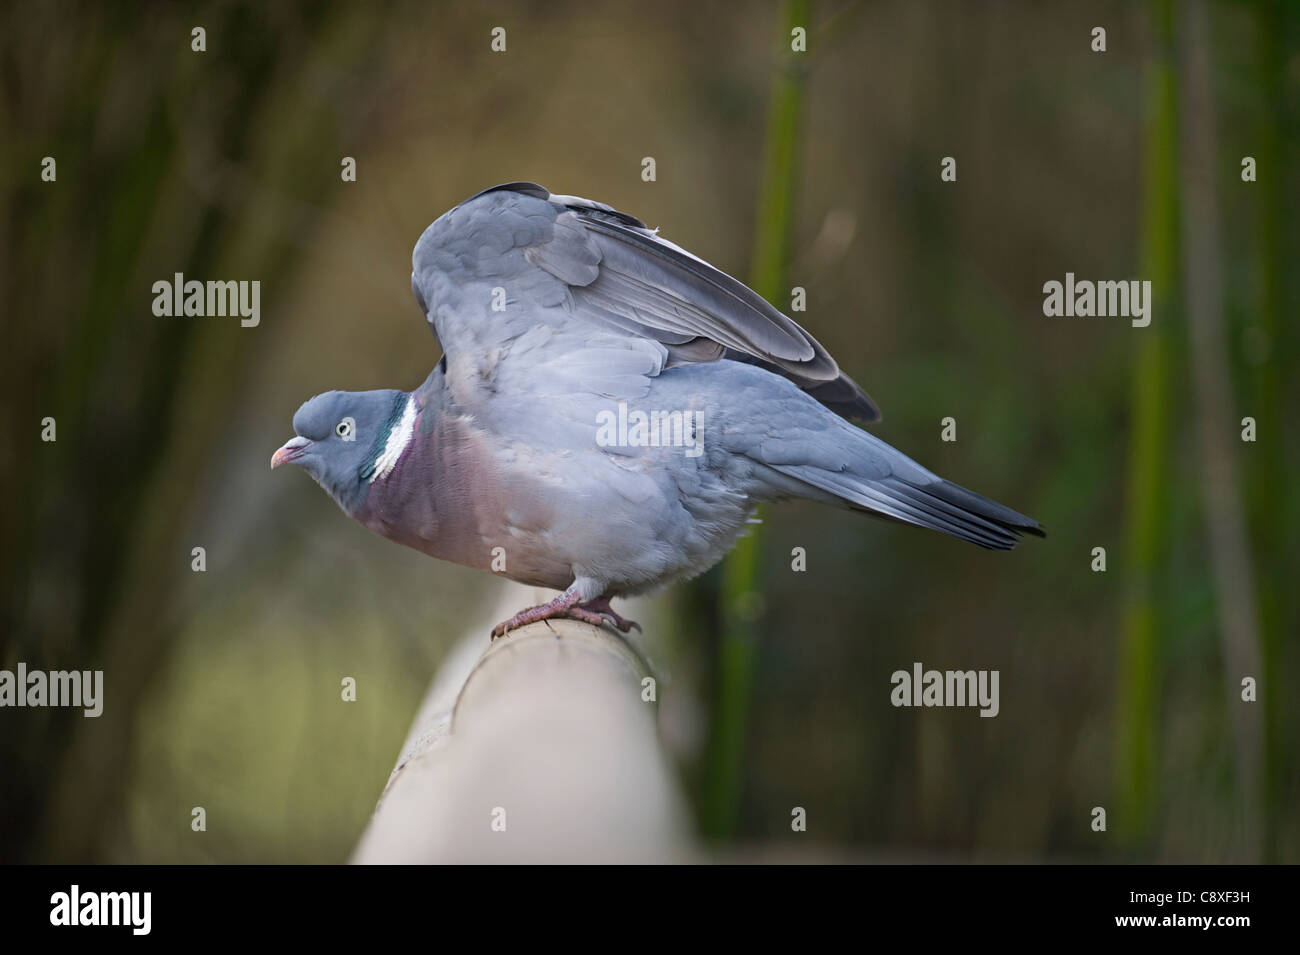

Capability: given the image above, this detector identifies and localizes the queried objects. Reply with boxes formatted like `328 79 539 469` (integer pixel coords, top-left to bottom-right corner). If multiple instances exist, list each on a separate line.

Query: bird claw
488 594 640 639
565 607 640 634
572 598 641 634
489 590 581 639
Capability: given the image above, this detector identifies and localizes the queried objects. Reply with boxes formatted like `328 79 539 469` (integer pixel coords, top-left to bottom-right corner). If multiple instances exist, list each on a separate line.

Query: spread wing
410 181 879 422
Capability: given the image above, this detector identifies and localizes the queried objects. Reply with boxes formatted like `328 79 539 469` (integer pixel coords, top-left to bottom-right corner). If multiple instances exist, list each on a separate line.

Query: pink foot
491 589 581 639
489 591 640 639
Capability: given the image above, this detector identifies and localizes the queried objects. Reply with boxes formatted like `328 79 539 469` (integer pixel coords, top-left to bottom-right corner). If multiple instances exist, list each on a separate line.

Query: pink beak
271 435 312 469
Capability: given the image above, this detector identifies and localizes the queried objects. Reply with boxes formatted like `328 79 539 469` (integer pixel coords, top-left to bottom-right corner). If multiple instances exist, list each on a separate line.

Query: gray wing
411 182 879 422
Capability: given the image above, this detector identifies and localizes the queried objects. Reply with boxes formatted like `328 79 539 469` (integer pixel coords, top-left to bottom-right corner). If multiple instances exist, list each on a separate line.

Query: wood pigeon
272 182 1043 636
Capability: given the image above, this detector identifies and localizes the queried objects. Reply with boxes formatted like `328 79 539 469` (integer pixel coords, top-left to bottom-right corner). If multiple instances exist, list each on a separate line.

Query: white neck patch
369 395 417 483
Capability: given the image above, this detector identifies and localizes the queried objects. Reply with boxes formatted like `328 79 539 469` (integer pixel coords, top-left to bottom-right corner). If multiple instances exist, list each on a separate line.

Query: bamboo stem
1116 0 1178 849
1179 0 1263 861
702 0 811 839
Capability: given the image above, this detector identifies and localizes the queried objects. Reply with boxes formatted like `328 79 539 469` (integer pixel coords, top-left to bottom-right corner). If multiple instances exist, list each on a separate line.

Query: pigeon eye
335 419 353 439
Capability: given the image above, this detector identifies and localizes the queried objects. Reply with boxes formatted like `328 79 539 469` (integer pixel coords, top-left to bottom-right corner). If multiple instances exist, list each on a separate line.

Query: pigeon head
271 389 411 514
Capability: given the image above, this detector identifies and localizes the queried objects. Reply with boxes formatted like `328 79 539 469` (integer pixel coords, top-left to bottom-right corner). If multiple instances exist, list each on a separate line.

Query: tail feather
885 477 1044 550
881 479 1028 549
731 367 1044 550
776 465 1044 551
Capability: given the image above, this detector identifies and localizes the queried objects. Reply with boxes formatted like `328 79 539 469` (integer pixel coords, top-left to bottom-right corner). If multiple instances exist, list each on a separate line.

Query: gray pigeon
273 182 1043 636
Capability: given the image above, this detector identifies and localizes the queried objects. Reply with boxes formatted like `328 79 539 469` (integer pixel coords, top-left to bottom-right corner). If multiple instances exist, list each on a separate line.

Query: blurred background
1 0 1295 863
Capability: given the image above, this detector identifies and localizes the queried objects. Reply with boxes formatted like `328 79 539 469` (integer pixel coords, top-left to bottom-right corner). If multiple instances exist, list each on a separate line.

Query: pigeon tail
866 475 1044 550
780 462 1044 549
757 413 1044 551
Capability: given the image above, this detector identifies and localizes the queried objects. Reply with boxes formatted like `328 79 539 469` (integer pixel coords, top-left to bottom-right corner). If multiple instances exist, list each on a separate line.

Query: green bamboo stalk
1115 0 1178 849
701 0 810 839
1247 0 1287 863
1179 0 1265 861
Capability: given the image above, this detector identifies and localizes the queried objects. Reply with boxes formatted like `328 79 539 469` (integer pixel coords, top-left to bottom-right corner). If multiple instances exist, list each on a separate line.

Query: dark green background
1 0 1295 862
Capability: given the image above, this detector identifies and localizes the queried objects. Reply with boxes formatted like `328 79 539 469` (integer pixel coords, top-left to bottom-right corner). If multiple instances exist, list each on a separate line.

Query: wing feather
412 182 880 421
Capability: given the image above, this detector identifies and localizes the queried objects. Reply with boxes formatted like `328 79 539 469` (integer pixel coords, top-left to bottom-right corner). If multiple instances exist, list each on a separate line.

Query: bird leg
490 590 640 639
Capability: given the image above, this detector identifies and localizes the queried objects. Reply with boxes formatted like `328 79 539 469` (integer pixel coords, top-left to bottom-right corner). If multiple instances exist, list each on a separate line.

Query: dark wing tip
721 349 881 424
802 373 882 424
